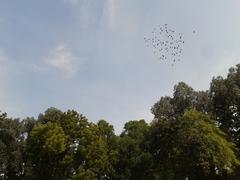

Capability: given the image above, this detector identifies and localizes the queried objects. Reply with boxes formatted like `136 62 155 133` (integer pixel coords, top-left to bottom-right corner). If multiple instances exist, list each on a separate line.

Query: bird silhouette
144 24 185 66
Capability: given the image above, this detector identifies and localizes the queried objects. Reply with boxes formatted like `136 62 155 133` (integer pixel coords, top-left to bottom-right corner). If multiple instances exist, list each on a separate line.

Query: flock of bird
144 24 186 66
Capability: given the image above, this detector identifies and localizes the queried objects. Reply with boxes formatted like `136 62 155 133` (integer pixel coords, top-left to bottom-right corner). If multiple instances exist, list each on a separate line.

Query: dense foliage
1 64 240 179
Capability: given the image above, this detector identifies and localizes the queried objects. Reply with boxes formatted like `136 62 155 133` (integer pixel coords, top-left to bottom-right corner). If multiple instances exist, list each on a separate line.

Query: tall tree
26 108 115 180
27 122 68 180
97 120 118 177
0 112 25 180
115 120 153 180
149 109 239 180
152 82 211 119
210 64 240 149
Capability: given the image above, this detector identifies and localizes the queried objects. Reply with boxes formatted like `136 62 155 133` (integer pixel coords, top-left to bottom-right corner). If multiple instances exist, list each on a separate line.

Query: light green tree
149 109 239 179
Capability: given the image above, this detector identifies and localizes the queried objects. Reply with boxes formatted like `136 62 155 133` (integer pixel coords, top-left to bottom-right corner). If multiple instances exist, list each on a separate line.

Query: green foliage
72 166 98 180
149 109 239 179
26 108 116 180
27 122 68 180
97 120 118 176
152 82 211 119
210 64 240 148
0 112 25 180
115 120 153 180
1 64 240 179
29 122 67 155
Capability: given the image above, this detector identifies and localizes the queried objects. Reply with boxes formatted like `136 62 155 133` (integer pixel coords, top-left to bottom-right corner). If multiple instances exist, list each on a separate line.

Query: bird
144 24 185 66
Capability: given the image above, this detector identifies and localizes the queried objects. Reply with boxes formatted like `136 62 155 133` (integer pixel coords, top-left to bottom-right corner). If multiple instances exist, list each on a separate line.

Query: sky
0 0 240 133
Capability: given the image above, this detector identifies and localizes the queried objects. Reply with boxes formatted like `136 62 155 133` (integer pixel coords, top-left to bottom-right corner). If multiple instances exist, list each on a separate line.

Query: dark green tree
0 112 25 180
115 120 153 180
210 64 240 149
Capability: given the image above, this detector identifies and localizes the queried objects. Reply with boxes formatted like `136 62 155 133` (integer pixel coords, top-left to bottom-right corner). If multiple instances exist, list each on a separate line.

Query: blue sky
0 0 240 133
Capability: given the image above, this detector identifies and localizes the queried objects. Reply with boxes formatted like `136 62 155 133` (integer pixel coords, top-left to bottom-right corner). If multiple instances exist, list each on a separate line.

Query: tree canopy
1 64 240 180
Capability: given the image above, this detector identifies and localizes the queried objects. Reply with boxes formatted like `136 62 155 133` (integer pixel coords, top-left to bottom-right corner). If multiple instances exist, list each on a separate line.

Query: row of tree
1 64 240 180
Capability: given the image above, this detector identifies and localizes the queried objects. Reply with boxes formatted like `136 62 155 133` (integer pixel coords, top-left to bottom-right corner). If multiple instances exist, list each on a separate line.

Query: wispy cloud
64 0 118 29
107 0 119 28
45 44 82 77
64 0 104 28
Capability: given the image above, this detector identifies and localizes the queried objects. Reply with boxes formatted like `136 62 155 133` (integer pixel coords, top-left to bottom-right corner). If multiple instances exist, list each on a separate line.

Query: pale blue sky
0 0 240 133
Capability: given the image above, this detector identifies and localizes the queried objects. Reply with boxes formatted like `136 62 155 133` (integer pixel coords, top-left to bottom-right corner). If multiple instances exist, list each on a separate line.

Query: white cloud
45 44 82 77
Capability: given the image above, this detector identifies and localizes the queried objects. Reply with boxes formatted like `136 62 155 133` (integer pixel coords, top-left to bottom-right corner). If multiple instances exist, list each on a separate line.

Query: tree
172 82 196 114
0 112 25 180
27 122 68 180
97 120 118 177
210 64 240 149
152 82 211 119
151 96 175 119
72 123 114 179
97 120 115 145
115 120 153 180
26 108 115 180
149 109 239 180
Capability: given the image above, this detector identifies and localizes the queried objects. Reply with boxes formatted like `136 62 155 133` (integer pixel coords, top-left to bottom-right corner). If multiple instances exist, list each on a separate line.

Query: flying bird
144 24 185 66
